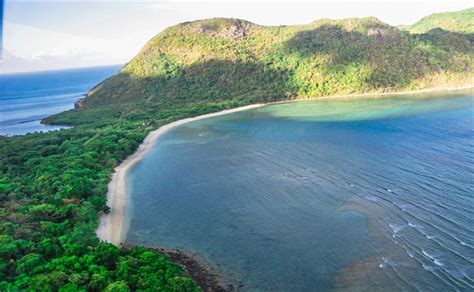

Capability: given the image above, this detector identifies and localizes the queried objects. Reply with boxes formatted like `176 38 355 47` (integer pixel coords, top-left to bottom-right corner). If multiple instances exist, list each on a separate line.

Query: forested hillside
1 13 473 290
47 16 474 125
402 8 474 34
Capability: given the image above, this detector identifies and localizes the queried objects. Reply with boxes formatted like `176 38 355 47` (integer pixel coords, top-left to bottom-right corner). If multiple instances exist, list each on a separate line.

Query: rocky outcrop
218 19 251 40
186 18 253 40
367 28 384 44
74 98 85 109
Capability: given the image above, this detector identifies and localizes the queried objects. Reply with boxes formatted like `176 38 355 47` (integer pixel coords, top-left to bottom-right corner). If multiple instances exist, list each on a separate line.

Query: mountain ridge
1 9 473 291
47 13 473 127
401 7 474 34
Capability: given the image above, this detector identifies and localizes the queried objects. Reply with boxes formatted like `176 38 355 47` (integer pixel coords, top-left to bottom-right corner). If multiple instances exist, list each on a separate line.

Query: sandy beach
96 84 474 245
271 84 474 105
96 103 265 244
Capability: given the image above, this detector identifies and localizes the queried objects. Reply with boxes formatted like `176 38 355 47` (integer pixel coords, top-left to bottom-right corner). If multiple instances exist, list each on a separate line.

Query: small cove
125 90 473 290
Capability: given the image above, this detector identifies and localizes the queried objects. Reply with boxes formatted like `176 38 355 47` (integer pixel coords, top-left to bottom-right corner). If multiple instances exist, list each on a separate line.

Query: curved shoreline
96 103 265 244
95 85 472 289
96 85 473 245
273 84 474 104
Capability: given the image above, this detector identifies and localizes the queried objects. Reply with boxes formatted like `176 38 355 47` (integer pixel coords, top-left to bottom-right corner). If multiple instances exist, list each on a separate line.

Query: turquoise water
0 65 120 135
126 91 474 291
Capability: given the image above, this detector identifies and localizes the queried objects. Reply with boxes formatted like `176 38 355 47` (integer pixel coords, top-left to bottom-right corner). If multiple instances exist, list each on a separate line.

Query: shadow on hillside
85 59 296 107
417 28 473 53
282 24 471 88
47 24 472 126
283 23 394 63
46 59 298 125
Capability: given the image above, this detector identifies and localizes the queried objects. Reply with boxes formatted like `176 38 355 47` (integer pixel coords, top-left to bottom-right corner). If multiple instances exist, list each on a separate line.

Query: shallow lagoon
126 91 473 291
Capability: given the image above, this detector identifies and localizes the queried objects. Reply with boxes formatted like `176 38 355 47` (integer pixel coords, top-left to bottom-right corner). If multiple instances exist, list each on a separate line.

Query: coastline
271 84 474 105
95 84 472 289
96 103 265 245
123 244 234 291
95 85 473 237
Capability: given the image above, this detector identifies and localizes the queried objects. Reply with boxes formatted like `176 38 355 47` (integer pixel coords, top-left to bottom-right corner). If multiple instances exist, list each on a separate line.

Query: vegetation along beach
0 6 473 291
96 104 264 245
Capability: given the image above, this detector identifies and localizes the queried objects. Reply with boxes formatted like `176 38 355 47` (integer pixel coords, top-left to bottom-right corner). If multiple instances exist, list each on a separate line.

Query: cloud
3 1 471 73
1 21 127 73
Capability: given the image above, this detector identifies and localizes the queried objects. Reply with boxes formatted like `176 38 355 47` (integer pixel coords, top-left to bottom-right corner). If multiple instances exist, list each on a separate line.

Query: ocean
0 65 121 136
126 90 474 291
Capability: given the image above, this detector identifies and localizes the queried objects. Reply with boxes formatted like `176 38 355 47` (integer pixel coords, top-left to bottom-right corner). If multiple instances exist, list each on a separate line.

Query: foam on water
422 249 444 267
126 90 474 291
389 223 407 234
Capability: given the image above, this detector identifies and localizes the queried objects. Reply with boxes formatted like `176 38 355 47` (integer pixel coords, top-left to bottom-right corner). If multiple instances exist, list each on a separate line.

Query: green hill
1 13 473 291
402 8 474 34
47 16 473 126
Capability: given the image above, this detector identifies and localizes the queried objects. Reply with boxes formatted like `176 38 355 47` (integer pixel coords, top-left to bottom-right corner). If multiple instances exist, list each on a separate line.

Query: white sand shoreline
96 85 473 245
96 104 265 244
271 84 474 105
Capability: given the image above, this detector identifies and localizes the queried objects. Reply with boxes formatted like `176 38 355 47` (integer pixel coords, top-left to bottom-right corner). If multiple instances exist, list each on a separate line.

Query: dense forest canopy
1 11 473 290
52 15 474 125
401 7 474 34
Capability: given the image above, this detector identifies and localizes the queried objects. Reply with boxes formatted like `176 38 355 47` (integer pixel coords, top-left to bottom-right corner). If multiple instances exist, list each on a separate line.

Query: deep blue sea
126 91 474 291
0 65 121 135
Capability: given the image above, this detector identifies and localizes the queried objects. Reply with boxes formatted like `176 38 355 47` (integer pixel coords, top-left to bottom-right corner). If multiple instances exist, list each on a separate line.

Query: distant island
1 8 473 291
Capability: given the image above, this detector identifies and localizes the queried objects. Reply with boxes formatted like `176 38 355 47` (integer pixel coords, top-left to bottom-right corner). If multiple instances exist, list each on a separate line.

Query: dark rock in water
157 247 233 292
121 243 232 291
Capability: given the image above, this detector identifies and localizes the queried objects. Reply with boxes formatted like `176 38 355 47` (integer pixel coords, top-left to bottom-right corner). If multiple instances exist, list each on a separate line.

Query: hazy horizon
1 0 472 73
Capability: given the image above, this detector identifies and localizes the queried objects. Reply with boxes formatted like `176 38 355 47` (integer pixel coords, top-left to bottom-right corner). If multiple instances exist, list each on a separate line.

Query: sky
1 0 472 73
